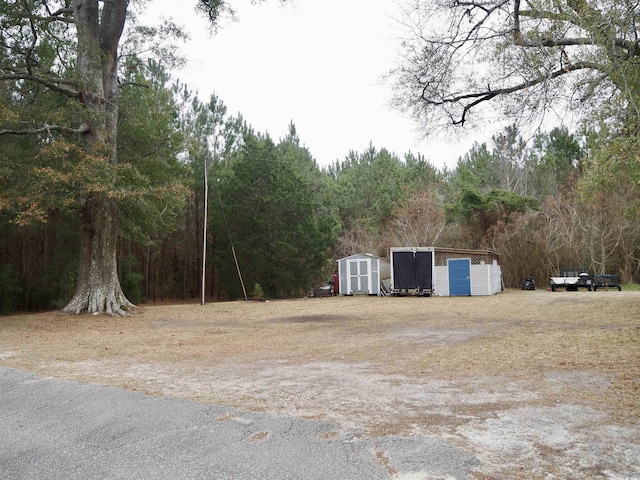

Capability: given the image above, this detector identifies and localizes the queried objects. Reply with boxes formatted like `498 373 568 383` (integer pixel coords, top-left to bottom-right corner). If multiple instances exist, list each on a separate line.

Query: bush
251 283 264 300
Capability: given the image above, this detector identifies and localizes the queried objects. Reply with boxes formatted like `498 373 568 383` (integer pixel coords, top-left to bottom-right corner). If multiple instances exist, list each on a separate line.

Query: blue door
449 259 471 296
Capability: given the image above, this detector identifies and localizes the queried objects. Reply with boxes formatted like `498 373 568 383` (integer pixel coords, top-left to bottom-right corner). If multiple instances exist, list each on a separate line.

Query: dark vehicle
521 277 537 290
593 274 622 291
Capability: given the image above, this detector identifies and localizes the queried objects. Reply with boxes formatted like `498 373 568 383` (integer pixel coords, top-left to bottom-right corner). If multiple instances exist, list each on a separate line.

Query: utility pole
201 151 209 306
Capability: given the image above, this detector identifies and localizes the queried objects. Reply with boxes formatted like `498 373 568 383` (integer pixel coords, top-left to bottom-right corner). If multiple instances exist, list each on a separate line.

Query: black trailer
593 274 622 291
390 248 433 296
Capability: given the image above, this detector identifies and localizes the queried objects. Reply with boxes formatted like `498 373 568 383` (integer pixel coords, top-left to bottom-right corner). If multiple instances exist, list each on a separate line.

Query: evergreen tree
217 132 338 298
530 127 584 197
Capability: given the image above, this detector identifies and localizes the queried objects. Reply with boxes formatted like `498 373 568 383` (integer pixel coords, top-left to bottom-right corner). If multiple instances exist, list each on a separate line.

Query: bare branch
514 36 598 47
513 0 589 47
0 123 90 136
454 0 510 51
0 73 81 98
51 8 74 17
518 9 567 22
118 81 150 89
516 0 640 54
435 61 602 125
9 11 75 24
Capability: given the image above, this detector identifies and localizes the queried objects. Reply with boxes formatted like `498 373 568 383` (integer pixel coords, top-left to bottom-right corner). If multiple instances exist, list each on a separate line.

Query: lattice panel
434 250 495 266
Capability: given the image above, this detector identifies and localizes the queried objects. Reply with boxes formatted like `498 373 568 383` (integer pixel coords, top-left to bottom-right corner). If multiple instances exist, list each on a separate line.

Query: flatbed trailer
549 268 592 291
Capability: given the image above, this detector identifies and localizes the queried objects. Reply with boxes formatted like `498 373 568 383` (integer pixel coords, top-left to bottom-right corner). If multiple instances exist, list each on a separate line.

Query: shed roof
390 246 500 257
337 253 386 261
433 247 500 257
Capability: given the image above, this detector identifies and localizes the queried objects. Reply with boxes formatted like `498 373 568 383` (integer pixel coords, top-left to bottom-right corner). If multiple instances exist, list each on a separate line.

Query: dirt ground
1 289 639 479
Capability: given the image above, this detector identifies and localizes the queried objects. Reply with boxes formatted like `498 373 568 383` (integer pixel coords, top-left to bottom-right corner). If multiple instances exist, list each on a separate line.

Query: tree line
1 0 638 314
1 59 638 313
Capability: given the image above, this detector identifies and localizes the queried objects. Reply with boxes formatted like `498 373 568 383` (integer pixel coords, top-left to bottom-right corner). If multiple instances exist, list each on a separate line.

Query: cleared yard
1 290 639 479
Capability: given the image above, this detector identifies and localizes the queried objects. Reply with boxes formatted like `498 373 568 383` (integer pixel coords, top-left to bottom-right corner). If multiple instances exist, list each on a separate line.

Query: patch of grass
1 291 639 479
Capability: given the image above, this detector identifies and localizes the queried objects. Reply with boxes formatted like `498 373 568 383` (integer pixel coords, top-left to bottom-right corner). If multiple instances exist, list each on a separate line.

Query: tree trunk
63 196 135 315
63 0 133 315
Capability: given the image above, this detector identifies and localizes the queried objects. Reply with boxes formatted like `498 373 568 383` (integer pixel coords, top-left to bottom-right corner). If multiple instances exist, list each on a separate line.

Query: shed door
414 251 433 292
449 258 471 296
348 259 370 293
392 252 415 289
392 251 432 292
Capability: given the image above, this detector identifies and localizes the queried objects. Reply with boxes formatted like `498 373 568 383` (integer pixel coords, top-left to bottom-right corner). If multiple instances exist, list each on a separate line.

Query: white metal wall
470 265 490 295
434 266 448 296
490 261 502 294
434 264 499 296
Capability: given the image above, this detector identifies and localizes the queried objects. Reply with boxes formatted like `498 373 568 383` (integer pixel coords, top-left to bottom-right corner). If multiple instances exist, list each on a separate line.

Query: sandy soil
1 290 639 479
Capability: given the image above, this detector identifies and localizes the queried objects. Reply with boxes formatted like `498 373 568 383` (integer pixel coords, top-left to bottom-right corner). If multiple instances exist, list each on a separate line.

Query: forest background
1 0 639 313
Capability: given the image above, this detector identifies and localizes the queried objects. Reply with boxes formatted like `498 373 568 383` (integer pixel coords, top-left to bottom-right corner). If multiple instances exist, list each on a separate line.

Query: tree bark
64 195 135 315
63 0 134 315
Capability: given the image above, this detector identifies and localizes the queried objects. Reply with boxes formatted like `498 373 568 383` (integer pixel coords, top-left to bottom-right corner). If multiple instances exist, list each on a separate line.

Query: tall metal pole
201 153 208 306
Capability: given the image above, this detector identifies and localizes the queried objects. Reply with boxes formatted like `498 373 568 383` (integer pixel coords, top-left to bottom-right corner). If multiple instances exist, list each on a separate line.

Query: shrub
251 283 264 300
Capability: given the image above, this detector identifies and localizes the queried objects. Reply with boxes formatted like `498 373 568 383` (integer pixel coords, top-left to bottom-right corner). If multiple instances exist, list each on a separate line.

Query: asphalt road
0 367 479 479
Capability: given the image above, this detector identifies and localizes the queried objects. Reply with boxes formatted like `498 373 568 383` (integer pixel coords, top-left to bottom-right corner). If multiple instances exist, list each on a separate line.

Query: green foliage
447 142 497 193
217 131 339 298
116 62 190 245
329 144 442 256
530 128 584 197
447 187 540 249
334 146 397 227
251 283 264 300
577 133 640 204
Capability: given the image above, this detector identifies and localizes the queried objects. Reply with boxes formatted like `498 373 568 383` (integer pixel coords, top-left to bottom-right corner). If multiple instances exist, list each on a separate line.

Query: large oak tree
0 0 275 314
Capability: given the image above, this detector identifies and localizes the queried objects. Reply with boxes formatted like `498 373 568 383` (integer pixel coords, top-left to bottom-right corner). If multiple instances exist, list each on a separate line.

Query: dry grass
1 289 639 479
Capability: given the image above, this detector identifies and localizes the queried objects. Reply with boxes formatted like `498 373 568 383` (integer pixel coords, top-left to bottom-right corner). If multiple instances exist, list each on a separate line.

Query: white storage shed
336 253 391 296
390 247 502 296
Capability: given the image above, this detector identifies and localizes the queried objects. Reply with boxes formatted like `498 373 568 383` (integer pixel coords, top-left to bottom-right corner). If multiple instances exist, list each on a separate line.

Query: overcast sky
147 0 490 169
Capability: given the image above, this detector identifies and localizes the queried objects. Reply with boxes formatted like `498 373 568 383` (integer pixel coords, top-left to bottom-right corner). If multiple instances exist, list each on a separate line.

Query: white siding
470 265 491 295
436 264 500 296
434 266 449 296
490 262 502 294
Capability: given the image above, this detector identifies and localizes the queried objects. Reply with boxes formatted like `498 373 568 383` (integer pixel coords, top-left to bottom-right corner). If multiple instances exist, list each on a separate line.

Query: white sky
147 0 490 169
